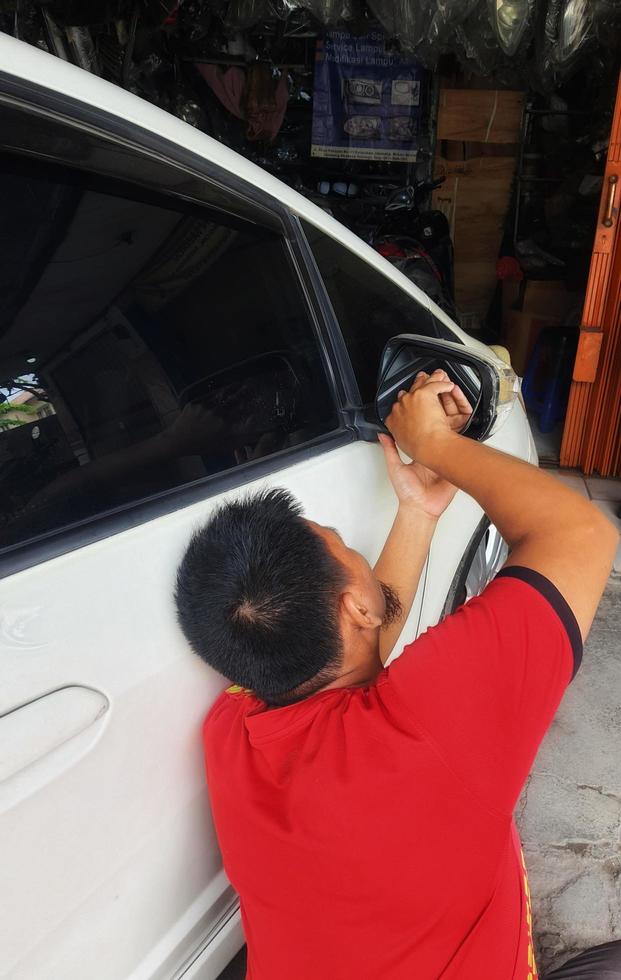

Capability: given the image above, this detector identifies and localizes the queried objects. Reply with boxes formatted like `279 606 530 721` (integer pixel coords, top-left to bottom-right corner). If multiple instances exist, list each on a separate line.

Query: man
175 370 619 979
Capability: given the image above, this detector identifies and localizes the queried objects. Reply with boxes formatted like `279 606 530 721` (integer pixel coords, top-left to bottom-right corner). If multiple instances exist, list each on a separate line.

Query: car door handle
0 686 109 783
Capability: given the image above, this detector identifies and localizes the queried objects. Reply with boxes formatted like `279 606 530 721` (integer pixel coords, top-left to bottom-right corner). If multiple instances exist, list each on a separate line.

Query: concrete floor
515 469 621 974
217 471 621 979
528 410 564 465
516 578 621 974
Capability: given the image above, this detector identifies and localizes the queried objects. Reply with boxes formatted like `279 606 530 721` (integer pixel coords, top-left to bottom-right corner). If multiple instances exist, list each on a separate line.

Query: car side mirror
375 334 519 442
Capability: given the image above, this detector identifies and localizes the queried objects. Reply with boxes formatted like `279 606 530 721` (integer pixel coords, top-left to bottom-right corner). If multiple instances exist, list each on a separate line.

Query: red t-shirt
203 567 581 979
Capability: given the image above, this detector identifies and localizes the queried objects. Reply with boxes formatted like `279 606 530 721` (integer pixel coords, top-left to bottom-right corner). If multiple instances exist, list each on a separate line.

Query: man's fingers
408 371 429 393
450 384 473 415
447 412 472 431
419 379 455 395
391 379 455 422
440 384 473 419
440 391 459 417
378 432 402 469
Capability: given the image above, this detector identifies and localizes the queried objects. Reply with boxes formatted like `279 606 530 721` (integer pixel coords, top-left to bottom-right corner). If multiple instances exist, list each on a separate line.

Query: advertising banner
311 31 425 163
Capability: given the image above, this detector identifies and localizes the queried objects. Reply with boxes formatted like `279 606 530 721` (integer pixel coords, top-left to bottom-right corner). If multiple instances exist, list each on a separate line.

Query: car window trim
298 217 462 425
0 75 281 230
295 217 390 439
287 214 363 413
0 429 354 580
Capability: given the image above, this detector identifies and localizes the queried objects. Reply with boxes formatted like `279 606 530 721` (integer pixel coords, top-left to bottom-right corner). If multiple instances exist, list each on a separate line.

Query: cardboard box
504 310 561 376
519 280 577 318
502 282 583 372
433 155 518 319
437 89 524 143
501 279 522 320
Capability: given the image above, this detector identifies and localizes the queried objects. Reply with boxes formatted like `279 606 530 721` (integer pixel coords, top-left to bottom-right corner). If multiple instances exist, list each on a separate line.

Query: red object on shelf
496 256 523 281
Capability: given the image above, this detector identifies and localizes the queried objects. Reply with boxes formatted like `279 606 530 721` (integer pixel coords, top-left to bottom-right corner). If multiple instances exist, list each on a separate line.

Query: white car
0 34 536 980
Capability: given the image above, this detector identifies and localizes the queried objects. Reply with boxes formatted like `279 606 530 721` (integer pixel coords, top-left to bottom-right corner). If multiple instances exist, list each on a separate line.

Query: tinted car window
302 221 454 403
0 159 338 551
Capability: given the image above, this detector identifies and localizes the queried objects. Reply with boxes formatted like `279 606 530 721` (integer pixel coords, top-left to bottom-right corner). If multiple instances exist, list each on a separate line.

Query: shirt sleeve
384 566 582 817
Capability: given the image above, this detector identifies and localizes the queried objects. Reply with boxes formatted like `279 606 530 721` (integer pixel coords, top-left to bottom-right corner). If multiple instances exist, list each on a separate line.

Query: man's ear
341 590 383 630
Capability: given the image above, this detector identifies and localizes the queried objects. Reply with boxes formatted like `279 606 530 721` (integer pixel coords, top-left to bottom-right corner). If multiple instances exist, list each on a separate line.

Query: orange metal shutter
561 71 621 476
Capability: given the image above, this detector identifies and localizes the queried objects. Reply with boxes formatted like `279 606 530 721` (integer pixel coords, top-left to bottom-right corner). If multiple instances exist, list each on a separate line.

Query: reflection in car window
302 221 453 404
0 159 337 551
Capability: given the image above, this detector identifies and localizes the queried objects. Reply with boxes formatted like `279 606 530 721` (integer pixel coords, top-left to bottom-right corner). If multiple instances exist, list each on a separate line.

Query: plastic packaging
317 180 358 196
298 0 355 21
225 0 354 29
488 0 536 57
455 2 507 75
224 0 274 30
367 0 478 62
366 0 432 52
173 93 203 128
432 0 480 41
65 26 100 75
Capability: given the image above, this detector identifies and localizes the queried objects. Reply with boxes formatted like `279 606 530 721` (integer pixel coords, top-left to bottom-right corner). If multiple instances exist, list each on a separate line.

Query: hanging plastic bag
431 0 480 41
367 0 479 62
366 0 433 51
225 0 355 29
298 0 356 21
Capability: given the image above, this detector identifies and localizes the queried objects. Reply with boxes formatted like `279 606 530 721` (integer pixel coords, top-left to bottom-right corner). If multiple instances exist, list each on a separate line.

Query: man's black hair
174 488 347 703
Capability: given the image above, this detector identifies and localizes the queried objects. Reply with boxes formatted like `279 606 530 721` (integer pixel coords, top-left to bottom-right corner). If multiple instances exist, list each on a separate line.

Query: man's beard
379 581 403 628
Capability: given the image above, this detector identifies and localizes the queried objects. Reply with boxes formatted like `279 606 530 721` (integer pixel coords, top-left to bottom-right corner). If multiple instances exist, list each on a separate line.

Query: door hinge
573 325 604 383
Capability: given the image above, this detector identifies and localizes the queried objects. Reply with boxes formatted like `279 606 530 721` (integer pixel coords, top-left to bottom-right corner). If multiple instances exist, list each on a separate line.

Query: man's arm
374 371 472 663
374 505 436 664
386 379 618 642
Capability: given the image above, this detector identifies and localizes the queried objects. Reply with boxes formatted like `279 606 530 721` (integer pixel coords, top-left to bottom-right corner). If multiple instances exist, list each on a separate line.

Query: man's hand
379 370 472 518
385 368 472 468
378 433 457 520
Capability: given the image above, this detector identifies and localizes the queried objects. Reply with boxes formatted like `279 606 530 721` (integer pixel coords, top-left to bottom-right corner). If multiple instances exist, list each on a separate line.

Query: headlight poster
311 31 426 162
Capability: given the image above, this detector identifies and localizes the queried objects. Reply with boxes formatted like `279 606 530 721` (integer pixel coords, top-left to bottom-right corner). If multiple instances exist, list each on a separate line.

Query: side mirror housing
375 334 519 442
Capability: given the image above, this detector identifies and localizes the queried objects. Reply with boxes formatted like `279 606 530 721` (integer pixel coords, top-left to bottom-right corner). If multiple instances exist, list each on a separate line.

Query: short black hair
174 489 347 703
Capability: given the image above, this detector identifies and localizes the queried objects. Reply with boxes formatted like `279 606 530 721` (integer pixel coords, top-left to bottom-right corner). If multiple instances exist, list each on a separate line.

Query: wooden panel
452 262 498 318
437 89 524 143
433 154 517 318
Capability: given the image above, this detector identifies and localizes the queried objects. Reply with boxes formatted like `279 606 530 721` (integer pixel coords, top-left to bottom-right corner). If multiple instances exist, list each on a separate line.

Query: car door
0 85 409 980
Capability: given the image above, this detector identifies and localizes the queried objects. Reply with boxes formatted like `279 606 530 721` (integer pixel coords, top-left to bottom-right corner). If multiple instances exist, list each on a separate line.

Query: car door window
0 157 338 552
302 220 455 404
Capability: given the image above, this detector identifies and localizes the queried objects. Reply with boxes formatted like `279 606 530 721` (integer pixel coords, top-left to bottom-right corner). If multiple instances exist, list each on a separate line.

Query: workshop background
4 0 620 471
3 1 620 974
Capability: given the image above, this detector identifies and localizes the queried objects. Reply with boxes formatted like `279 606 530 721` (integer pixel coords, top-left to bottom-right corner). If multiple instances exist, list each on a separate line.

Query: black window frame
297 215 461 422
0 75 358 578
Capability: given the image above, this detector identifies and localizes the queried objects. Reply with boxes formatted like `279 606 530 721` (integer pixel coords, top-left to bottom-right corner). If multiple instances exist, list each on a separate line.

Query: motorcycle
371 177 458 321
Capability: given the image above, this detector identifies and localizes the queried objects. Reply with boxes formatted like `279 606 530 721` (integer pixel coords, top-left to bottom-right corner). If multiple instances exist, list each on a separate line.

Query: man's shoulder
203 684 257 733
